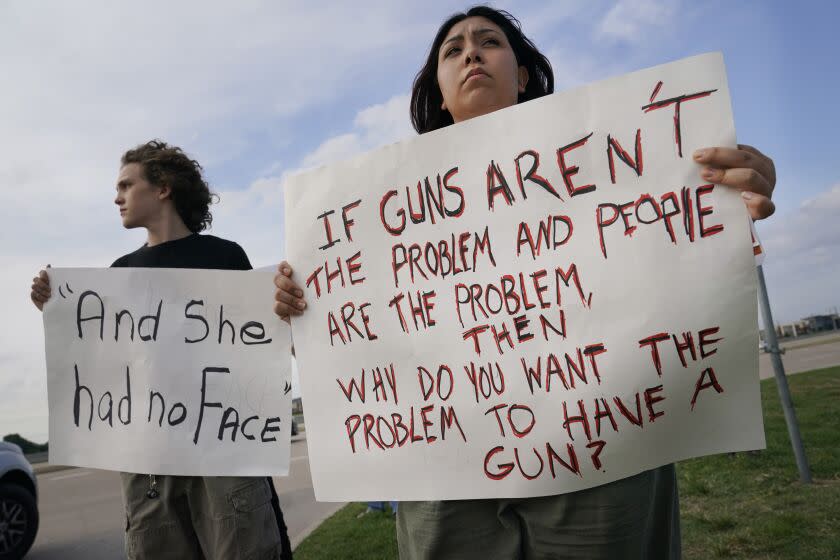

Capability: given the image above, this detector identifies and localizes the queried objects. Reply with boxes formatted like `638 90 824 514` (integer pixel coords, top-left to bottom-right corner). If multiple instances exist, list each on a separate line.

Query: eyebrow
441 28 500 48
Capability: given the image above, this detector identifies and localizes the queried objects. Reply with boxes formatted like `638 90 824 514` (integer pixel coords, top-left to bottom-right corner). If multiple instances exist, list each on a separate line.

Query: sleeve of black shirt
229 242 253 271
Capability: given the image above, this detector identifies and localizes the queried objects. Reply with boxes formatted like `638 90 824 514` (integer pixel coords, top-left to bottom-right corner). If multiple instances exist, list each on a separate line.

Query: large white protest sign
284 53 765 501
43 268 293 476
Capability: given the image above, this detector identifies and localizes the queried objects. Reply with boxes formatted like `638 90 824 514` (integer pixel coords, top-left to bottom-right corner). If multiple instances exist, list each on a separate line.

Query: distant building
772 313 840 339
803 314 840 333
776 321 809 338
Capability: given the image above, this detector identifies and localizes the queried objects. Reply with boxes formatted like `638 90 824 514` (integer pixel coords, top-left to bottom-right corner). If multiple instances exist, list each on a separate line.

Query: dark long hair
410 6 554 134
121 140 215 233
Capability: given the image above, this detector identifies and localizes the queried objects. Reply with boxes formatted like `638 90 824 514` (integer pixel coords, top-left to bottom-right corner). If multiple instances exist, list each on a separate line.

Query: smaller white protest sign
43 268 292 476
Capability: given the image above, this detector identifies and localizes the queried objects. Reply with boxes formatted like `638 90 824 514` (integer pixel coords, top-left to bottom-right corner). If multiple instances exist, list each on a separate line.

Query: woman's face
436 16 528 124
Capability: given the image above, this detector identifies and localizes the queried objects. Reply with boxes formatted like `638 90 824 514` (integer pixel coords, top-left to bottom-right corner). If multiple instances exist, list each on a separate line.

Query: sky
1 0 838 442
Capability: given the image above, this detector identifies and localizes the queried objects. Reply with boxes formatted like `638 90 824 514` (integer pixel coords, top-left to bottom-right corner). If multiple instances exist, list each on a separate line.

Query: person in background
361 501 399 516
31 140 293 560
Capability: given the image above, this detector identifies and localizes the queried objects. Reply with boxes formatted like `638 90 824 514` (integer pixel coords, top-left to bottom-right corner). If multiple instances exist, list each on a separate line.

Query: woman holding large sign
275 6 776 559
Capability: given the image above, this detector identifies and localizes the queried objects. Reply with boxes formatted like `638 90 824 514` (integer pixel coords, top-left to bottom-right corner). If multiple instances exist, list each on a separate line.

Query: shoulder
197 234 252 270
110 246 144 268
196 234 239 249
195 234 245 255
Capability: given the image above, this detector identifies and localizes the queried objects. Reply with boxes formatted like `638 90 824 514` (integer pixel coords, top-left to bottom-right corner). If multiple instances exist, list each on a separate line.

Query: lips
464 68 489 83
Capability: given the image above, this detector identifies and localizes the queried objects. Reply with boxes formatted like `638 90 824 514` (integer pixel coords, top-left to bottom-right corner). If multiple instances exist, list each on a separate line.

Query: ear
517 66 529 94
157 184 172 201
441 100 447 111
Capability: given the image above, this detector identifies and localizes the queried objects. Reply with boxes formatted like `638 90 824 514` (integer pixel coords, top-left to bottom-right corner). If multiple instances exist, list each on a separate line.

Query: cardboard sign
43 268 293 476
284 53 764 501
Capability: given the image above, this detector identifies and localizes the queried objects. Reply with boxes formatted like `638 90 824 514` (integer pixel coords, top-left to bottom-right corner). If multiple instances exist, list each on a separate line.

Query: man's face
114 163 165 229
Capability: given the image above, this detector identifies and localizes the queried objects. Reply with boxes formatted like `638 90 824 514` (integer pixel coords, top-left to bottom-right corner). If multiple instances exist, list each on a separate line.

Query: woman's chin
458 98 516 122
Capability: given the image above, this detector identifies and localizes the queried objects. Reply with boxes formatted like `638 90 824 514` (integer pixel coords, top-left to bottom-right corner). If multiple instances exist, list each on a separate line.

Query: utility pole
757 265 812 483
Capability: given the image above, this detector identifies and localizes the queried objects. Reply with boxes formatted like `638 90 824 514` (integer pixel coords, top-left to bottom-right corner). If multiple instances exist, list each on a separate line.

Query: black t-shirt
110 233 252 270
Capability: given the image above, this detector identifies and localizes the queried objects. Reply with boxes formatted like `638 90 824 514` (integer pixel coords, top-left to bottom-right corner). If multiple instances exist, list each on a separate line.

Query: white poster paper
43 268 292 476
285 53 765 501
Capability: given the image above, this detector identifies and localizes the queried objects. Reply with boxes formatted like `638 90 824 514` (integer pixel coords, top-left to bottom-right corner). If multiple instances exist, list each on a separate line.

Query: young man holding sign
274 7 777 560
31 141 292 560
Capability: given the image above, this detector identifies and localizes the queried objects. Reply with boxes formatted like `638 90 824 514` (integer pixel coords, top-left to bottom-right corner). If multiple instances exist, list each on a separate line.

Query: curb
33 463 75 475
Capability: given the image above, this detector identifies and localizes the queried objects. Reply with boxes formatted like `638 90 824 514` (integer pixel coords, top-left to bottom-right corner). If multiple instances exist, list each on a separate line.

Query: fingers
30 288 47 306
32 271 51 296
30 265 53 311
274 262 302 289
274 300 304 319
31 283 51 301
277 261 293 278
737 144 771 167
693 146 772 178
32 276 50 293
274 274 304 300
31 270 51 311
274 261 305 320
274 301 303 323
275 285 302 307
741 191 775 221
693 146 775 194
701 166 773 198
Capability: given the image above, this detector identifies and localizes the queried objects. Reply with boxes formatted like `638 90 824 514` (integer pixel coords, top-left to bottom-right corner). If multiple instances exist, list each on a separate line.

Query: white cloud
801 183 840 212
494 0 586 38
761 184 840 260
597 0 678 42
354 94 415 148
210 92 414 268
300 93 414 170
544 45 611 91
758 184 840 324
301 134 365 170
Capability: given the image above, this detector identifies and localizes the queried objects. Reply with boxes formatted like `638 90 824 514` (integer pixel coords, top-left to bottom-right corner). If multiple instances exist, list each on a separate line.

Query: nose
464 41 483 65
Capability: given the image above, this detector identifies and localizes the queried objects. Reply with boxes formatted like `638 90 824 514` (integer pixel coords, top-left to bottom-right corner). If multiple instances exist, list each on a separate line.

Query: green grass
680 366 840 560
294 503 399 560
295 367 840 560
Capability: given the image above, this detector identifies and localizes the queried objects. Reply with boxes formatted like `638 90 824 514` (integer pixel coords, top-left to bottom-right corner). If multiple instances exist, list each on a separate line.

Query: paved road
759 336 840 379
27 437 343 559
